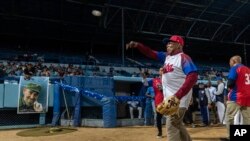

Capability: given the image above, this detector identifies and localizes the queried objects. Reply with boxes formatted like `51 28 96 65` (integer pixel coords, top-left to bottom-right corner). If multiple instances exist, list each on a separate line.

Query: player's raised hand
126 41 138 50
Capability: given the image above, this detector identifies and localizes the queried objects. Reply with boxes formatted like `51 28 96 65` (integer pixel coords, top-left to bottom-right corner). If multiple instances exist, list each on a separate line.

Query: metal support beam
186 1 213 37
234 24 250 42
244 41 248 66
141 31 210 41
103 6 110 28
121 8 125 66
139 0 155 32
103 8 120 29
219 26 234 42
211 2 247 40
124 10 137 28
105 4 232 26
158 2 176 33
140 30 250 46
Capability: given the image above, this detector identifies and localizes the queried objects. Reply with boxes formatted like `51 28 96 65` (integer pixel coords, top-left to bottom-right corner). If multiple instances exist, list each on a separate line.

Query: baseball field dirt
0 124 227 141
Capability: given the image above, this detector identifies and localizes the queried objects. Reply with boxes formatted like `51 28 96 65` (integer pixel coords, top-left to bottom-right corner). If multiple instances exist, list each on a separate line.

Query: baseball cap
162 35 184 46
25 83 41 93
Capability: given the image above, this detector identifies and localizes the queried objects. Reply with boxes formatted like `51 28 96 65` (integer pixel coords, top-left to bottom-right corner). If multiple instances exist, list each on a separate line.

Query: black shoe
157 132 162 138
220 137 229 141
200 123 208 127
157 132 162 136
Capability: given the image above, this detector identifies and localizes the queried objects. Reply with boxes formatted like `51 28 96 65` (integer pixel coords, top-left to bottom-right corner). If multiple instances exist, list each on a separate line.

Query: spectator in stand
23 63 36 80
41 67 51 77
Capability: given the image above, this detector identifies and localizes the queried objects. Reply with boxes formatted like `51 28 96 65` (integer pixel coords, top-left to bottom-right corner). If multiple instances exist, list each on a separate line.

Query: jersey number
245 73 250 85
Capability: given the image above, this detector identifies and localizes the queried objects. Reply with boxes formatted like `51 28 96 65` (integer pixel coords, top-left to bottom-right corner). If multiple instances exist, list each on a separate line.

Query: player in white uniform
126 35 198 141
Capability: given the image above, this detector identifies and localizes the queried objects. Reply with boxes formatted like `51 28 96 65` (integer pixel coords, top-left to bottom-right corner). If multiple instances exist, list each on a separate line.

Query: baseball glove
156 95 180 116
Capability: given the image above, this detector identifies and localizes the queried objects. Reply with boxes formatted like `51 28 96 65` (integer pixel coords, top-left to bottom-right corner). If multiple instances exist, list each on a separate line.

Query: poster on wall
17 76 49 114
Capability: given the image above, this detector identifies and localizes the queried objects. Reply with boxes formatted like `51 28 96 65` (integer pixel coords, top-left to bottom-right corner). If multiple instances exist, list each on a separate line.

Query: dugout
51 76 116 128
0 76 157 129
114 76 145 119
53 76 147 128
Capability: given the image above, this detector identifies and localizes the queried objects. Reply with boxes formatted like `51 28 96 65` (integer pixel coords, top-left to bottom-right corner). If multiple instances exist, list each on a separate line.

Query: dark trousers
183 107 194 124
210 102 218 124
200 105 209 125
156 112 163 134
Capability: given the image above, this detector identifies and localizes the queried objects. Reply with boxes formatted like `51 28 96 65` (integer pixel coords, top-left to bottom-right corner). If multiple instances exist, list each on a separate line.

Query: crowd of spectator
0 60 228 82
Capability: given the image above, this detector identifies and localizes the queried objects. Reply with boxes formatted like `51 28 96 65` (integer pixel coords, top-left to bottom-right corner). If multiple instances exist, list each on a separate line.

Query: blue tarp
51 76 117 128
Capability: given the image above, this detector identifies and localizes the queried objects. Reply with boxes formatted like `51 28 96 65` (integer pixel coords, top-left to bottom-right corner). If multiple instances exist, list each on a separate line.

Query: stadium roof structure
71 0 250 45
0 0 250 64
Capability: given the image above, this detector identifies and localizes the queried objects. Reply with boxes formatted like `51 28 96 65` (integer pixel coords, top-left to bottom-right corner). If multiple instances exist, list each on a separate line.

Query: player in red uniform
148 67 164 138
221 55 250 141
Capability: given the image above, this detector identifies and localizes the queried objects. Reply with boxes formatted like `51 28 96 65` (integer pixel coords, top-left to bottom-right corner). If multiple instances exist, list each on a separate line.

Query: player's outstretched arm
126 41 163 61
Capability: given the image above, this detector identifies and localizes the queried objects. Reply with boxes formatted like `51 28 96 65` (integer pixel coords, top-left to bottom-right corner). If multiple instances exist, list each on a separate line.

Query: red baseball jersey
228 64 250 106
149 77 164 106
